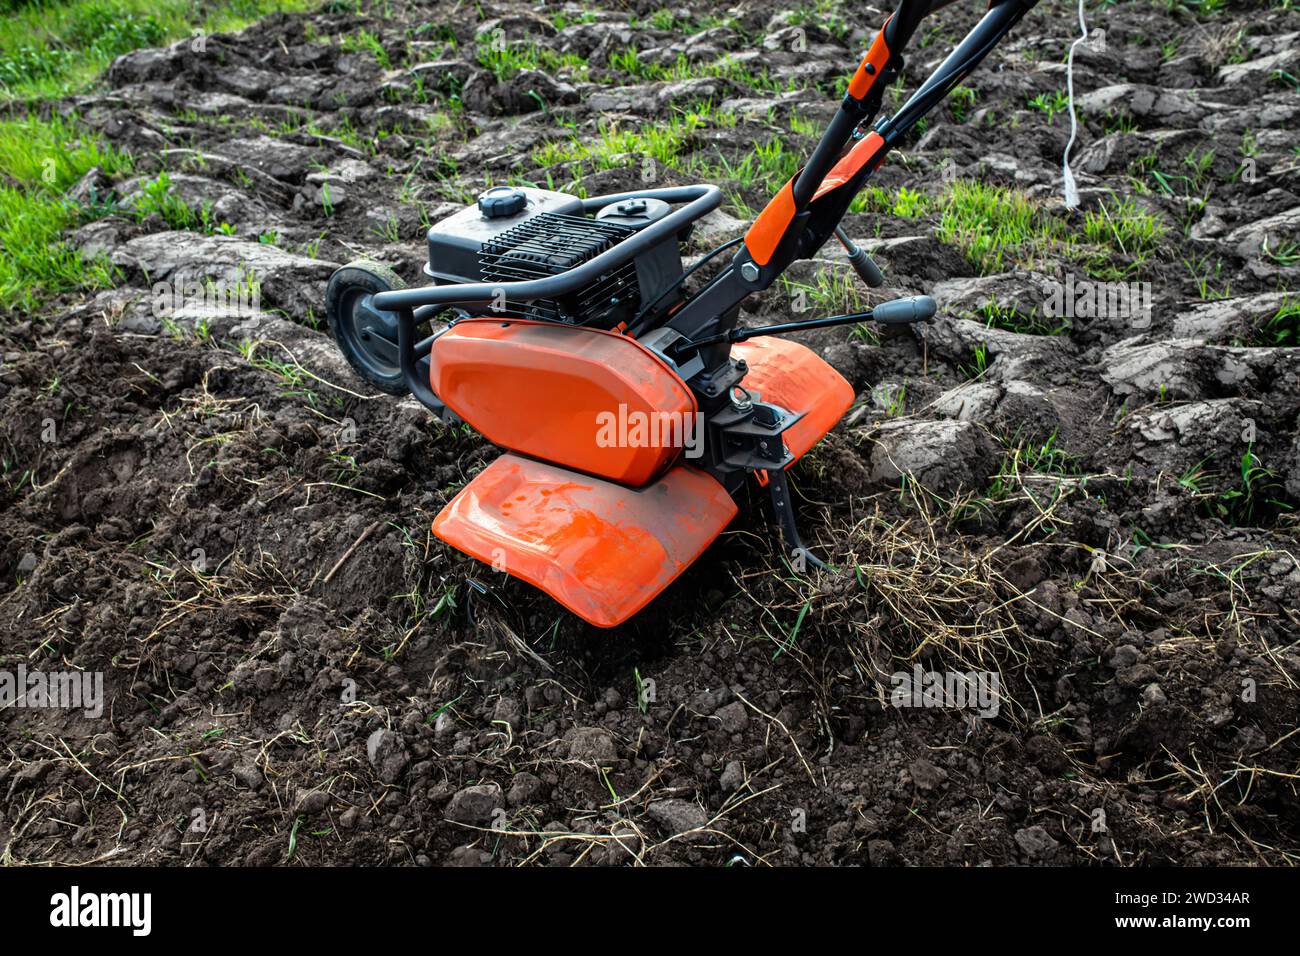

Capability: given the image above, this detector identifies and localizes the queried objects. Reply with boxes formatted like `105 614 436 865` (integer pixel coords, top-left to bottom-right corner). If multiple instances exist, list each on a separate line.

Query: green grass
779 269 866 316
1271 68 1300 92
529 102 753 210
1082 197 1165 279
0 0 316 101
934 179 1167 279
604 47 796 94
959 341 990 380
1182 445 1294 526
236 338 338 410
787 111 820 139
643 8 686 31
1183 252 1231 301
972 301 1067 337
550 9 597 30
1247 300 1300 347
476 33 587 82
1027 90 1070 122
988 432 1079 501
1207 444 1290 526
131 170 206 229
0 112 135 311
1262 235 1300 267
848 184 933 217
697 137 801 195
1 1 328 311
340 27 390 69
948 85 977 123
936 180 1064 274
786 2 851 41
532 113 703 173
1139 147 1216 237
1100 110 1138 135
1158 0 1227 15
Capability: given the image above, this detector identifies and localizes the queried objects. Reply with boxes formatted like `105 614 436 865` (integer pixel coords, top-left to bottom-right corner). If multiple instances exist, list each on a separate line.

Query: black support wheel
325 260 411 396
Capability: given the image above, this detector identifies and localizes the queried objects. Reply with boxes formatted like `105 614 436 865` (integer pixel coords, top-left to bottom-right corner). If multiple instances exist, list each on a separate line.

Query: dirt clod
366 730 410 785
648 799 709 837
445 784 504 826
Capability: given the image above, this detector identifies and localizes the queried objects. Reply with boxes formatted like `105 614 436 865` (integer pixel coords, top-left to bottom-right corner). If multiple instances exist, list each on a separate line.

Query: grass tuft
0 112 135 311
1248 300 1300 347
936 180 1062 274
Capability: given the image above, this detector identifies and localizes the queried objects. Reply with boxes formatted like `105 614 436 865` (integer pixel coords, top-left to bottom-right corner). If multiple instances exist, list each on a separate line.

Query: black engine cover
423 186 682 329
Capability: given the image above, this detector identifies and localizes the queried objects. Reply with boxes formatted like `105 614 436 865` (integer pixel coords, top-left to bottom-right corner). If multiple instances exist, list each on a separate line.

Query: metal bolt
740 262 760 283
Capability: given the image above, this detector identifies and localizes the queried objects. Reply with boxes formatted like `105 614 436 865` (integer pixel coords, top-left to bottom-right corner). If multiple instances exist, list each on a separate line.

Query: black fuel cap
596 196 671 228
478 186 527 219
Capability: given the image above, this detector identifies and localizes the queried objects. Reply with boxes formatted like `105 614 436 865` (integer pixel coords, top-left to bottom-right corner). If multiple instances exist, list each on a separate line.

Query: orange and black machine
326 0 1040 626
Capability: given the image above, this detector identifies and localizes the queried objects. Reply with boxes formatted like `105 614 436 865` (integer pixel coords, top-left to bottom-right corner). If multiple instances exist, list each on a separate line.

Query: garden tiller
326 0 1040 626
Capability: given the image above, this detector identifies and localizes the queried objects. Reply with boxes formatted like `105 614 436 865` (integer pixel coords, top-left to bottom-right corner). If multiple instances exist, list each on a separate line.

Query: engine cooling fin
479 213 640 326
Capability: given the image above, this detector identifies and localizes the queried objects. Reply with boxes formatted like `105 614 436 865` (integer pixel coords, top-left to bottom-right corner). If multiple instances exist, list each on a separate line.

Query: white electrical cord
1062 0 1089 209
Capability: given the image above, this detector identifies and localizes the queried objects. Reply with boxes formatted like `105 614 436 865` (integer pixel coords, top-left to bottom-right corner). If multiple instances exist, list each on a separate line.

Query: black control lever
871 295 936 324
834 226 884 288
684 295 936 349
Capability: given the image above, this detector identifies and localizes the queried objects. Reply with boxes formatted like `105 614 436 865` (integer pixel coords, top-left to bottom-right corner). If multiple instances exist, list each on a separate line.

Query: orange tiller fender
430 324 851 627
432 454 737 628
732 336 855 464
429 319 697 488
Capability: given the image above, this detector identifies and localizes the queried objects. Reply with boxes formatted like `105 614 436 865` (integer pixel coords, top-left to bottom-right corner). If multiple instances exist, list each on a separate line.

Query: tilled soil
1 0 1299 866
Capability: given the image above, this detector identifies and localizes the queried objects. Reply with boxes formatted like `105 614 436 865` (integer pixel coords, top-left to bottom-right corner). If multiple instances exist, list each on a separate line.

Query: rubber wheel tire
325 259 410 396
